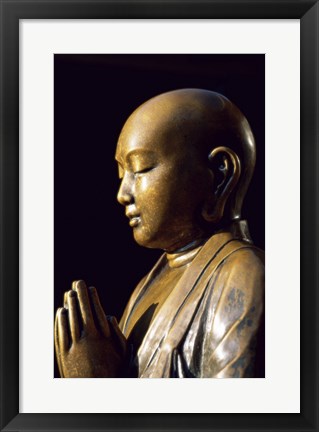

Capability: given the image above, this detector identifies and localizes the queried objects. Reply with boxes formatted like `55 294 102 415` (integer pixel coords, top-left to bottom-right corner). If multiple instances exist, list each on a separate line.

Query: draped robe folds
119 230 265 378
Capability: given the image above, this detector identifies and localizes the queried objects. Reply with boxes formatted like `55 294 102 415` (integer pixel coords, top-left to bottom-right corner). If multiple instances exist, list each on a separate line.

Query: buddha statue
55 88 264 378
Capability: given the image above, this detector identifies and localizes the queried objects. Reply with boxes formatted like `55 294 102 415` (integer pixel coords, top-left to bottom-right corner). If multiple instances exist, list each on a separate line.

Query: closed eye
135 166 155 174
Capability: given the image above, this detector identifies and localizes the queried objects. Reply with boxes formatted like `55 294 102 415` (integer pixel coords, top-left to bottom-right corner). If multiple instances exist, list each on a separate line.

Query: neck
165 239 204 268
164 236 207 254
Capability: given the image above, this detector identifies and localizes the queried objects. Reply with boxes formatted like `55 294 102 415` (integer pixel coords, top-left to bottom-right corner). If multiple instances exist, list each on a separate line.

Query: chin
132 229 166 250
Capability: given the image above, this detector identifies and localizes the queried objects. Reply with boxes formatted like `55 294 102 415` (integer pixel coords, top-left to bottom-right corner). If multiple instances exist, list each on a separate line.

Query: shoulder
212 244 264 297
227 244 264 268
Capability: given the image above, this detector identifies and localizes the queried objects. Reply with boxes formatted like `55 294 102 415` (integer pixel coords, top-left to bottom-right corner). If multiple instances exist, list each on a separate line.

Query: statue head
115 88 256 252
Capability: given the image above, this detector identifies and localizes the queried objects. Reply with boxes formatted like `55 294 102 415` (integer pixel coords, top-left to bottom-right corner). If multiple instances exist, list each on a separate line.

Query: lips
126 208 141 227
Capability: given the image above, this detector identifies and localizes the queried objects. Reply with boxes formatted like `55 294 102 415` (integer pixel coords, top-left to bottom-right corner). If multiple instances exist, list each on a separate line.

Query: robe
119 229 265 378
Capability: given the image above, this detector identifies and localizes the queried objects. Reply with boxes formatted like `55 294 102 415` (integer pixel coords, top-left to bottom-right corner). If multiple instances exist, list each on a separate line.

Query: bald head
119 89 253 157
117 89 255 219
116 89 256 250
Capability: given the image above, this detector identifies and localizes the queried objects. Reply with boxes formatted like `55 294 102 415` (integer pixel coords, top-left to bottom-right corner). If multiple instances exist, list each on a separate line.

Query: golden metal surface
55 89 264 378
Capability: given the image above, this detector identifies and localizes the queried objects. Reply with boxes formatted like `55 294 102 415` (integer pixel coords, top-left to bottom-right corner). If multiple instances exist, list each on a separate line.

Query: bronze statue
55 89 265 378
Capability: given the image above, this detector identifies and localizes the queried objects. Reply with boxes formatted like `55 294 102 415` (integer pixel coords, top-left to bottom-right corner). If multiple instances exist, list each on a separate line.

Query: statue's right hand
54 280 127 378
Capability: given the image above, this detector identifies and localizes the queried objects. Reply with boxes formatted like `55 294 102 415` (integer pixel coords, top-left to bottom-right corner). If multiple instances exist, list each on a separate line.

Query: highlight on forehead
115 148 157 166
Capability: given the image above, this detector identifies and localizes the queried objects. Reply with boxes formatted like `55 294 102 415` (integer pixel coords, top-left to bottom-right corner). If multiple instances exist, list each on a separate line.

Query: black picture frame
0 1 318 431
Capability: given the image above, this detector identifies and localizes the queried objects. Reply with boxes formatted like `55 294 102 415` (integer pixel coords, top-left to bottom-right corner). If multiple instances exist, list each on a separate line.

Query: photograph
54 54 265 378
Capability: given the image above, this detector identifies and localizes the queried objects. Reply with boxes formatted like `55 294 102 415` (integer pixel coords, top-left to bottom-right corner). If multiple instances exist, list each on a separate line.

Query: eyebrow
116 149 157 165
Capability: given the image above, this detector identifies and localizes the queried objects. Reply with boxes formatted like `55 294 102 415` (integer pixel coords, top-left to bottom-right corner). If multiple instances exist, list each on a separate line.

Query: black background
54 54 265 376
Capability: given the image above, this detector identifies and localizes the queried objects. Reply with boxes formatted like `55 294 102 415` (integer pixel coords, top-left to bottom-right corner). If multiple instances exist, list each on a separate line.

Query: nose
117 173 134 206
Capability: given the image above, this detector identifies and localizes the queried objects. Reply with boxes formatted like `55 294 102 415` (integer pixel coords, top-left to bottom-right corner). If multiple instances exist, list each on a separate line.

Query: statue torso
120 231 265 378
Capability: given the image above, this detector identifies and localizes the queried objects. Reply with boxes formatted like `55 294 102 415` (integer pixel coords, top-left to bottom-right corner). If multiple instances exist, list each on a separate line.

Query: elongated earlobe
202 146 241 223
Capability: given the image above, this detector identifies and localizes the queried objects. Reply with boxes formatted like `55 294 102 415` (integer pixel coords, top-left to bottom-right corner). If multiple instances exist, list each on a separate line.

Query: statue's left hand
54 280 127 378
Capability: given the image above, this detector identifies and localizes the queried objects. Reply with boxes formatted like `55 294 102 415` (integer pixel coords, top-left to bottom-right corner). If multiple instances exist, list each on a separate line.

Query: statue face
115 106 212 252
115 88 256 251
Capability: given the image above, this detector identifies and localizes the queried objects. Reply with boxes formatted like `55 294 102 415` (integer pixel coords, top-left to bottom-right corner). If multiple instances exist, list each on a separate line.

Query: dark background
54 54 265 376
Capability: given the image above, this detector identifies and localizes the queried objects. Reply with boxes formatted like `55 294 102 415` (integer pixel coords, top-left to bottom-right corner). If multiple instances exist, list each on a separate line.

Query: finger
72 280 95 331
67 290 81 342
57 307 70 353
89 286 110 338
63 291 69 309
108 316 126 355
54 311 64 377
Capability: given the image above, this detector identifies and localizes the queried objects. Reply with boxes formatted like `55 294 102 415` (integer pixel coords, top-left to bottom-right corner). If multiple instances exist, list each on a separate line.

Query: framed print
0 1 318 431
53 53 266 381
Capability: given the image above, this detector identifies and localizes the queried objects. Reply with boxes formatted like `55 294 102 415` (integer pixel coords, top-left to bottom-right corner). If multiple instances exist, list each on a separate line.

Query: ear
202 146 241 223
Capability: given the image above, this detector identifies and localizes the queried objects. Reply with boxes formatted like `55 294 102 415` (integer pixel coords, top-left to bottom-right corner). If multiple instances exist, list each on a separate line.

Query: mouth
126 208 141 227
